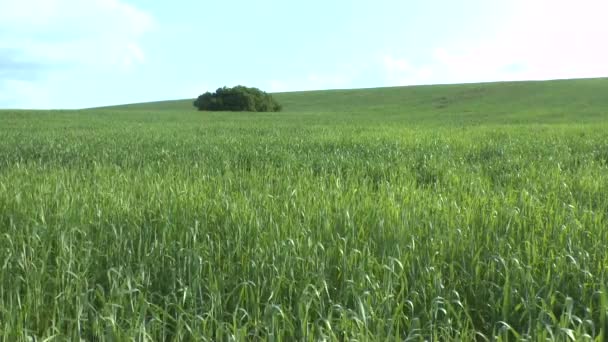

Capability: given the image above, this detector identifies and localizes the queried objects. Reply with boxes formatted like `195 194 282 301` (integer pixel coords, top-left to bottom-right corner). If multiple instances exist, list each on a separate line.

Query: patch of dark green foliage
193 86 282 112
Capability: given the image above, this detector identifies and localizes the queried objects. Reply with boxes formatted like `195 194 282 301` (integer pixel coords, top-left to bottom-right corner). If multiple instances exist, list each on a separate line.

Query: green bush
193 86 282 112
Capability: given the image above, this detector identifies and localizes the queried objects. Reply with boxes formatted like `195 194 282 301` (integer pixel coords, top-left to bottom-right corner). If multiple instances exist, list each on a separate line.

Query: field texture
1 79 608 340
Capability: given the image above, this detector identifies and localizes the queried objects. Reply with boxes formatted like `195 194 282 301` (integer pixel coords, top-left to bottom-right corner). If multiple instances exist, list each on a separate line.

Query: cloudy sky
0 0 606 109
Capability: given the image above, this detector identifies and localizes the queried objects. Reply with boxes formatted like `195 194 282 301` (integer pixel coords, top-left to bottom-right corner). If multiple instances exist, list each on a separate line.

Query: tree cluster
193 86 282 112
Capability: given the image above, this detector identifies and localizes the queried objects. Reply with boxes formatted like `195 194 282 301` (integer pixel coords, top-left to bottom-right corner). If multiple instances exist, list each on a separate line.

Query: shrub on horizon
193 86 282 112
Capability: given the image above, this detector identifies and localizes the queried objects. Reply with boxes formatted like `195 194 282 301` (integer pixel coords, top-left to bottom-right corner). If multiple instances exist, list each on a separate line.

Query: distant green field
99 78 608 125
1 78 608 340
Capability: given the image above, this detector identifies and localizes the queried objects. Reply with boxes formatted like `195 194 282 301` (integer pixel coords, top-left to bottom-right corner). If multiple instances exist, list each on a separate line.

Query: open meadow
1 79 608 340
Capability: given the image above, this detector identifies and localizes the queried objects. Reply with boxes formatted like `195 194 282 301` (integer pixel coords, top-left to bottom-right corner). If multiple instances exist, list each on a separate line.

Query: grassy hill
95 78 608 125
2 78 608 340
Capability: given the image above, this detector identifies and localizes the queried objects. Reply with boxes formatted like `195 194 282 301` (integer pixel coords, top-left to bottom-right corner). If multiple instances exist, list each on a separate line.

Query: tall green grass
1 79 608 340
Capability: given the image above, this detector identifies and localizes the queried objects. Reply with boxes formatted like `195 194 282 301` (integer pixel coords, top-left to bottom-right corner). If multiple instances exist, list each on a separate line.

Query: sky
0 0 606 109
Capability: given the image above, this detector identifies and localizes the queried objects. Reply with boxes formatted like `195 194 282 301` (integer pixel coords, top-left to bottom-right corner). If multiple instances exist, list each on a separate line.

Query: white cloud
383 55 412 74
0 0 153 69
381 0 608 87
269 80 289 92
499 0 608 80
382 55 434 86
306 73 352 89
0 79 52 109
266 72 354 93
0 0 154 108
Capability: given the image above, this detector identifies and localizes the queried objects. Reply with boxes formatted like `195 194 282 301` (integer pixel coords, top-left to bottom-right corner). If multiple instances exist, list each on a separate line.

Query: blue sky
0 0 606 109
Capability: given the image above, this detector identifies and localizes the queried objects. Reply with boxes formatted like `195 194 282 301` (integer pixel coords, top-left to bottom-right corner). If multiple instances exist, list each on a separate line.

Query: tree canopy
193 86 282 112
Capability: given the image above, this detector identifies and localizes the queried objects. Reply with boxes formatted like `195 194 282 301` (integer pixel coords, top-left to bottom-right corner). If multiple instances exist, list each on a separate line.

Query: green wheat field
1 78 608 340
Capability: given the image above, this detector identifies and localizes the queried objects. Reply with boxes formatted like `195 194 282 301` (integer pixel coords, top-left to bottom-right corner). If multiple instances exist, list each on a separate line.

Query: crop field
1 78 608 340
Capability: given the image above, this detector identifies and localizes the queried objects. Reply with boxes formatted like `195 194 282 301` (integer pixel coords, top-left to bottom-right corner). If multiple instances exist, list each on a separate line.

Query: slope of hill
93 78 608 125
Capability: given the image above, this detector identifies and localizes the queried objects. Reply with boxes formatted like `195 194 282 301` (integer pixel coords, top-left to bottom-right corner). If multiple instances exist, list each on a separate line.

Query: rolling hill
92 77 608 125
